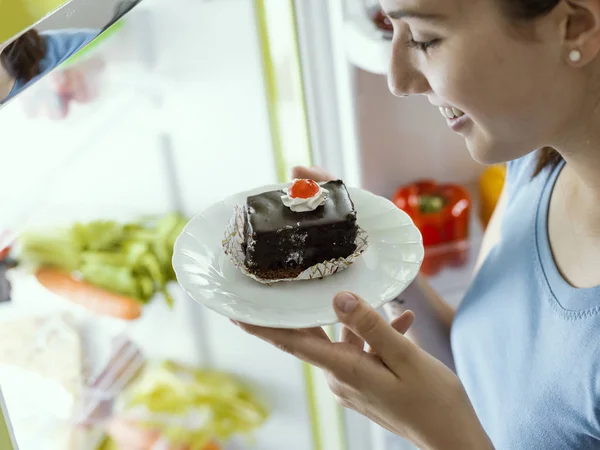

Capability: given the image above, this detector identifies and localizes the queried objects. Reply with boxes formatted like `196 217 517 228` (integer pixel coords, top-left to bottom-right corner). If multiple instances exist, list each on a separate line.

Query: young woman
234 0 600 449
0 28 96 103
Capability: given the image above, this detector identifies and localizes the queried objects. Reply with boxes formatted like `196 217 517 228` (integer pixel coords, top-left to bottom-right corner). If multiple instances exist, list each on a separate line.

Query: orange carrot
203 443 221 450
35 267 142 320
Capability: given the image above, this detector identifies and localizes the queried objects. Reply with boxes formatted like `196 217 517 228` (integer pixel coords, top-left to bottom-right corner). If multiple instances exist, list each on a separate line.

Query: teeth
439 106 465 119
452 107 464 117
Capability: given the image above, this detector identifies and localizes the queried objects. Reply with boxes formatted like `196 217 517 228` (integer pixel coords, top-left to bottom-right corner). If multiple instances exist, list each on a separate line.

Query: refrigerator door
292 1 419 449
0 0 145 108
293 0 362 187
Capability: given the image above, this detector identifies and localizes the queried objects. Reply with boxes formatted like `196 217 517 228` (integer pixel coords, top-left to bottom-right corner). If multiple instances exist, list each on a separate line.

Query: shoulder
39 29 98 69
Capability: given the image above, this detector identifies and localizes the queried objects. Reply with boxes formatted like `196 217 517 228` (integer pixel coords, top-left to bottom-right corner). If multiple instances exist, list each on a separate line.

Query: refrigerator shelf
0 78 147 253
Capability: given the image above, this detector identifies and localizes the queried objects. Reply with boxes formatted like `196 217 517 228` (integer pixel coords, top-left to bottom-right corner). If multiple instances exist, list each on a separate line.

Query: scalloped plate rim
173 183 424 328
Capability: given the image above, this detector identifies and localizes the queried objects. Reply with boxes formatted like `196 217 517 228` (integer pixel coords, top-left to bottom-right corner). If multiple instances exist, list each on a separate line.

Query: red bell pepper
392 180 471 276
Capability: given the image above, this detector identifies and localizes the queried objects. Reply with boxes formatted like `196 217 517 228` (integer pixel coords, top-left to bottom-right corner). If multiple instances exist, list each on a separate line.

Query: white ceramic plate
173 184 424 328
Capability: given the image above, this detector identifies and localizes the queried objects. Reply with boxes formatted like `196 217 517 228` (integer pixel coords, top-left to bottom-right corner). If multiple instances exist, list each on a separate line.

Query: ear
562 0 600 65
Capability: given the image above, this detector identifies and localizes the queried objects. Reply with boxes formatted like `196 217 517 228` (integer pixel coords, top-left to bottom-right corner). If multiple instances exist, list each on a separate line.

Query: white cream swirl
281 183 329 212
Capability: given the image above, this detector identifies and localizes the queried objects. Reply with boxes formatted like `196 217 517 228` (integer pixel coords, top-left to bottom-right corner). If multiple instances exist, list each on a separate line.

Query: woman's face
382 0 587 164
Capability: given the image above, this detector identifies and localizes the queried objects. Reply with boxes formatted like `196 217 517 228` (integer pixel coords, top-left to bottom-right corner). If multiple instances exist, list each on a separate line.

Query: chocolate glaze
246 180 356 234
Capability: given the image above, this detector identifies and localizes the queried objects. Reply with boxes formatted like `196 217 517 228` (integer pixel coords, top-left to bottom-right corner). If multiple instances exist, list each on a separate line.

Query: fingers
391 310 415 335
333 292 416 373
235 322 348 373
233 320 331 341
344 310 414 353
368 310 414 354
291 165 335 182
340 325 365 350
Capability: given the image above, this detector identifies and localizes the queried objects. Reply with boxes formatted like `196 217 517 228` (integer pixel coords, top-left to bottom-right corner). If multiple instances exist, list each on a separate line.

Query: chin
465 140 505 165
465 135 533 166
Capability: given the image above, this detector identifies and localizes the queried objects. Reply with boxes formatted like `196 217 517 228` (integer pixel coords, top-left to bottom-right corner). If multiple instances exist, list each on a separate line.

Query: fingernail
335 292 358 313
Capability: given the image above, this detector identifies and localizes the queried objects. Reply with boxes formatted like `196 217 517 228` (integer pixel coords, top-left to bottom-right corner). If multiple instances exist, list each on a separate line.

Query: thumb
291 165 335 182
334 292 416 372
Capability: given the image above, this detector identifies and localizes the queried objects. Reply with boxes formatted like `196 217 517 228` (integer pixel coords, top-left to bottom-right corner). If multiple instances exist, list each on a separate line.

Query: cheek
427 40 509 114
428 44 555 135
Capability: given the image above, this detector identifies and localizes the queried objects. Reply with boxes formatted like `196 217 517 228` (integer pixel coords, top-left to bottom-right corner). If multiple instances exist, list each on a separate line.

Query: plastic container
0 297 133 450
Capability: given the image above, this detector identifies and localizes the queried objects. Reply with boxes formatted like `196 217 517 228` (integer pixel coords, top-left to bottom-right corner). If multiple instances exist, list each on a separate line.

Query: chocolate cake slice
242 180 358 280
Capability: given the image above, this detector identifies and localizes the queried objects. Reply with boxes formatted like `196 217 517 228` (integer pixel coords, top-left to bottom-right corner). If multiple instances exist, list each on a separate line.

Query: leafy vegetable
17 212 187 307
113 361 269 449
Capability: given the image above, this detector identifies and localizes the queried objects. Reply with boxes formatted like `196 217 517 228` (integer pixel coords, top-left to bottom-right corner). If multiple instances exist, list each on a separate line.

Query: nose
387 39 431 97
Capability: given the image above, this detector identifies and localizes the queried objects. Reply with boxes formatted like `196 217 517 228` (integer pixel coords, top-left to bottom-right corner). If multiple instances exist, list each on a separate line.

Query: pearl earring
569 49 582 63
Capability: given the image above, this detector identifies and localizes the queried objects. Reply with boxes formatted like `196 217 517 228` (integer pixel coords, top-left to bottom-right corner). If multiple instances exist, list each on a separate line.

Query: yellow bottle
479 164 507 229
0 0 68 44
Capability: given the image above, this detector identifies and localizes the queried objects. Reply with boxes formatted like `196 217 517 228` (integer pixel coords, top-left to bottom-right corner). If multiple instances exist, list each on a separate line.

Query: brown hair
499 0 563 177
0 30 47 83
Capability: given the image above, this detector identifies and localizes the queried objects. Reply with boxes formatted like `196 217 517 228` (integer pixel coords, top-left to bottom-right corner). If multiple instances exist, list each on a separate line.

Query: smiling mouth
439 106 465 119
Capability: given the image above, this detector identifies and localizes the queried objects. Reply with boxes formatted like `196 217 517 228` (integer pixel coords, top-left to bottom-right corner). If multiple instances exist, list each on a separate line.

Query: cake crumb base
248 266 305 281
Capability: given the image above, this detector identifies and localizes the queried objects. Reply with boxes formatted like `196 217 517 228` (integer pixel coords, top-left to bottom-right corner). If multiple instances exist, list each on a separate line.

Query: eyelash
405 38 440 52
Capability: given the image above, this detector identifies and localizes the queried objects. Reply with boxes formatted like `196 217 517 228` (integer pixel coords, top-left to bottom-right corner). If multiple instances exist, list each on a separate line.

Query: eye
405 38 440 52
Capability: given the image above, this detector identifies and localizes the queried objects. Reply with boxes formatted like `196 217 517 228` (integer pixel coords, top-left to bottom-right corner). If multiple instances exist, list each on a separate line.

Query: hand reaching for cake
234 292 494 450
291 165 335 183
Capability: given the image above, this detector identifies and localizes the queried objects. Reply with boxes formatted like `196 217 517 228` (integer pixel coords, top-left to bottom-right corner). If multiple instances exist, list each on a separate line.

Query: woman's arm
384 183 508 368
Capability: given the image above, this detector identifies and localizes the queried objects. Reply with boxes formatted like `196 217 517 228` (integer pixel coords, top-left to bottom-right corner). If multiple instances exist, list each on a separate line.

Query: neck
552 66 600 189
554 118 600 232
561 146 600 189
558 100 600 182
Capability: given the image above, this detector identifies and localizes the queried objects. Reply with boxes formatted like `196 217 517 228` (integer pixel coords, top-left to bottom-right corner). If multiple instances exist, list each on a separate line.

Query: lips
439 106 465 119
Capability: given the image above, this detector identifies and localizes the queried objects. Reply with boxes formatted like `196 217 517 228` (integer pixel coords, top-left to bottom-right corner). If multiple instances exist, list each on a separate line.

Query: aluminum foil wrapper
222 205 369 285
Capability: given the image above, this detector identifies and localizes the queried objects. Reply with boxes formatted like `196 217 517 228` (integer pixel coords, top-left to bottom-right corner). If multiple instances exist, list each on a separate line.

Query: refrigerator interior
0 1 327 449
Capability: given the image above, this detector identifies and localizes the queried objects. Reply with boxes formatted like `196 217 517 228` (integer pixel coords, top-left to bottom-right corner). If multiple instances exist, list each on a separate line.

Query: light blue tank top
3 29 97 103
451 151 600 449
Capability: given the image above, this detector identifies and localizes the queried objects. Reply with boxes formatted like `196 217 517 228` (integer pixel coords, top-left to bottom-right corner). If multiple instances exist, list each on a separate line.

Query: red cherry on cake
289 179 320 199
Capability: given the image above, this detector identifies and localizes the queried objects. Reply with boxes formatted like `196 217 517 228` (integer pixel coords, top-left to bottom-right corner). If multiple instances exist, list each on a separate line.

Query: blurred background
0 0 507 449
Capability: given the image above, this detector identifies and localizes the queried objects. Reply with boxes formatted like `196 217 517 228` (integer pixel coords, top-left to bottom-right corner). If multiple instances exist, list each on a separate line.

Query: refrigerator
0 0 493 449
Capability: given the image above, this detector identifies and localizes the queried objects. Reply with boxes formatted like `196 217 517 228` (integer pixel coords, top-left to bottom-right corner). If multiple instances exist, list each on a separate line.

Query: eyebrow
385 9 444 21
